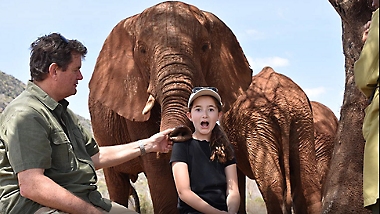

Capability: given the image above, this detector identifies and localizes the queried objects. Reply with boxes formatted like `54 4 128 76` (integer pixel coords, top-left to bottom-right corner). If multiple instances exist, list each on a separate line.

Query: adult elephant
221 67 321 214
310 101 338 192
88 1 252 213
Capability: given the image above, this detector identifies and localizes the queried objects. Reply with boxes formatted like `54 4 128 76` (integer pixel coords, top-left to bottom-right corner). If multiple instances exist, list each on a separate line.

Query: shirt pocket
72 127 86 147
50 130 74 172
72 127 92 160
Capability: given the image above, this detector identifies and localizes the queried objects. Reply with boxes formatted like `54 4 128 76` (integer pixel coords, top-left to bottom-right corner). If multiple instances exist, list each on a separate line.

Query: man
354 0 379 212
0 33 174 214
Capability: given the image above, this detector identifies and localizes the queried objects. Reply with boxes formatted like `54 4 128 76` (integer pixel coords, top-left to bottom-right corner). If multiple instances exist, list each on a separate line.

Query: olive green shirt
354 9 379 208
354 9 379 99
0 81 111 213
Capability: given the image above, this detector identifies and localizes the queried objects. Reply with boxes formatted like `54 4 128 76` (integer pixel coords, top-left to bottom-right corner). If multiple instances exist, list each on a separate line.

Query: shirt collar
26 81 69 113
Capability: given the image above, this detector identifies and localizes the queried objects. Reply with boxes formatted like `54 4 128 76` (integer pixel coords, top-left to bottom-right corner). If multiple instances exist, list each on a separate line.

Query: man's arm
91 128 174 170
362 20 372 42
18 168 102 214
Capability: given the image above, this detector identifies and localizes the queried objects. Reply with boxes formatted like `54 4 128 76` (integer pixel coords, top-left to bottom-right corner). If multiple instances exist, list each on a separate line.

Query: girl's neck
192 132 211 142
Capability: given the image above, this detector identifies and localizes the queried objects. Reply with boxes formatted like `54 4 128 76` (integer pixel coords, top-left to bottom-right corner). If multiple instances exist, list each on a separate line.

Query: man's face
55 53 83 100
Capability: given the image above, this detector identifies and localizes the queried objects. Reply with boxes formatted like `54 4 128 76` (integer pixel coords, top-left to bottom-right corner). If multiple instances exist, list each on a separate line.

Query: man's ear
48 63 59 79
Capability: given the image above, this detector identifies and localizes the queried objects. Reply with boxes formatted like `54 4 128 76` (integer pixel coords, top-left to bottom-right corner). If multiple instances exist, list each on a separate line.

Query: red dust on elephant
88 1 252 213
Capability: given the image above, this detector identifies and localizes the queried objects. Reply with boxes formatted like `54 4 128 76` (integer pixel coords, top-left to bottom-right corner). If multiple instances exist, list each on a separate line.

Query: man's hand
362 20 372 42
147 128 175 153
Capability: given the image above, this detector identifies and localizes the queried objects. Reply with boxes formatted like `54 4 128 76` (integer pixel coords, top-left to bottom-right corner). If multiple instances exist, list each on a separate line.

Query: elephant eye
136 42 147 54
201 43 210 52
139 46 146 54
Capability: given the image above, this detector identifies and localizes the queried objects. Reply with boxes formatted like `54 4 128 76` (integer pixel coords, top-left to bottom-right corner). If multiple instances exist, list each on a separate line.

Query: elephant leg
255 167 287 213
144 155 179 214
291 158 321 214
253 146 291 214
290 126 322 214
128 184 140 213
103 167 132 207
289 154 308 214
256 175 288 213
237 168 246 213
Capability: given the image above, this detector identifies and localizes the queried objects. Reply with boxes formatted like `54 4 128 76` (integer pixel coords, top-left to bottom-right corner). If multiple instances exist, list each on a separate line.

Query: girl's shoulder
178 137 208 144
174 138 209 152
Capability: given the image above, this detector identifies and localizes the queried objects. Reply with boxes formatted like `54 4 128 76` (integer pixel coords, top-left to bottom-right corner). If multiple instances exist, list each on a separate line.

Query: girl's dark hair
189 96 235 163
209 124 235 163
29 33 87 81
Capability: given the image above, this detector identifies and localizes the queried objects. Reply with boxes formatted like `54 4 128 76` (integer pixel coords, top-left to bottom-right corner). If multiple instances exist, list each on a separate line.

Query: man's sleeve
6 109 52 173
354 9 379 98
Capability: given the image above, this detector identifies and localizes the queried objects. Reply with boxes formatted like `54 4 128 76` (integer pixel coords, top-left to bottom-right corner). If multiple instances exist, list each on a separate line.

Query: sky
0 0 345 120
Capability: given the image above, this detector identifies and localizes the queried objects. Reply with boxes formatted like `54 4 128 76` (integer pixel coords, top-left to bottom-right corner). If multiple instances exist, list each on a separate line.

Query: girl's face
187 96 222 141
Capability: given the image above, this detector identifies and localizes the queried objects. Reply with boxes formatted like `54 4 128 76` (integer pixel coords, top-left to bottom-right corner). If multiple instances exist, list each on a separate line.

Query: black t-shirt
170 138 236 214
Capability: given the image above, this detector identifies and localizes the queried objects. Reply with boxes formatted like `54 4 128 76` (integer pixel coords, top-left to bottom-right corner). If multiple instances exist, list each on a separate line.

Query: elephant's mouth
169 126 192 142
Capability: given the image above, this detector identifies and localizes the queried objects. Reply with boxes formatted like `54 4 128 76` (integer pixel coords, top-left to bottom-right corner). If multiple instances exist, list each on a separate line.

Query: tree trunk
322 0 374 213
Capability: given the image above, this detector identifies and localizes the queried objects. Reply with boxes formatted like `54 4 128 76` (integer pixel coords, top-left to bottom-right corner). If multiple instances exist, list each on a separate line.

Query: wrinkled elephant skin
88 1 252 213
222 67 322 214
310 101 338 192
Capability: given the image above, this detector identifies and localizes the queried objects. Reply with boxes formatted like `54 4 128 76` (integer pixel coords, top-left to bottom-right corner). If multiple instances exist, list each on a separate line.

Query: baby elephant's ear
89 17 150 122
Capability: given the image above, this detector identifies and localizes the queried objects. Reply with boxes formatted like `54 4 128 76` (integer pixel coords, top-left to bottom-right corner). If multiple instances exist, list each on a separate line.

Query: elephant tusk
142 95 155 115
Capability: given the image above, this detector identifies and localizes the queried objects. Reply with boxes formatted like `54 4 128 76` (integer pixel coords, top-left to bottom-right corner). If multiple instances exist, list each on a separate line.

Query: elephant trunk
156 62 198 142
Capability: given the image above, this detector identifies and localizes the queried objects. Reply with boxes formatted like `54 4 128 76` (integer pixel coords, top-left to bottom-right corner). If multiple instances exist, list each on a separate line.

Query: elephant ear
89 16 150 122
201 11 253 112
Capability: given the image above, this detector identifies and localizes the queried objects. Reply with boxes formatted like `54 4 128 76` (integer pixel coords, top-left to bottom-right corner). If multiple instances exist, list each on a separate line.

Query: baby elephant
222 67 322 214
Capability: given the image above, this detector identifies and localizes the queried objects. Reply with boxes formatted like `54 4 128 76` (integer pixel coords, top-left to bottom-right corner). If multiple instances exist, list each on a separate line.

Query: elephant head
88 1 252 213
89 1 252 132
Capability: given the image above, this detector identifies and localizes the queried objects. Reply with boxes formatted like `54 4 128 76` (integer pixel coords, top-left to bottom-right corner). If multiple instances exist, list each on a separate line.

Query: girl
170 87 240 214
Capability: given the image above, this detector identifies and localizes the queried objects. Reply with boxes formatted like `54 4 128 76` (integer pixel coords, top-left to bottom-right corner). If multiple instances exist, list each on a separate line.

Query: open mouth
201 121 209 128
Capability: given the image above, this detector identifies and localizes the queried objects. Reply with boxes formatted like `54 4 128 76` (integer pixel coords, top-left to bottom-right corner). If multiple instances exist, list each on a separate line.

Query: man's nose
77 70 83 80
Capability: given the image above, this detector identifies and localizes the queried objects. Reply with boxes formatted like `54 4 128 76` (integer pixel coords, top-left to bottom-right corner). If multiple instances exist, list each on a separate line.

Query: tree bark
322 0 374 213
